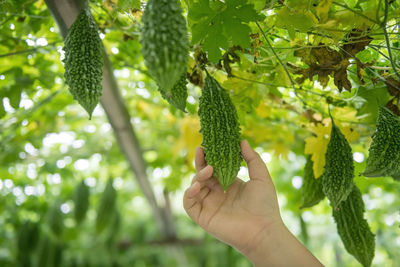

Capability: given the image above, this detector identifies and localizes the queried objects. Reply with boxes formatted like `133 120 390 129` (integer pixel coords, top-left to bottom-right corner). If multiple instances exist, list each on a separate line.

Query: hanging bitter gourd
362 106 400 179
48 200 64 237
16 220 39 266
158 72 188 112
321 120 354 209
96 178 117 233
198 73 242 190
140 0 189 92
333 186 375 267
63 8 103 118
36 236 63 267
301 156 325 208
73 180 90 225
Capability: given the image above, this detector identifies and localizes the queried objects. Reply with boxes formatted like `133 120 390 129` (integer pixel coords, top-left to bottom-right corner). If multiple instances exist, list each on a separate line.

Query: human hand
183 140 323 267
183 140 282 255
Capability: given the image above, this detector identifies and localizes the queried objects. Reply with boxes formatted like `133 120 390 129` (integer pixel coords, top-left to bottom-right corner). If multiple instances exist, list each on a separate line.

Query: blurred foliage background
1 0 400 266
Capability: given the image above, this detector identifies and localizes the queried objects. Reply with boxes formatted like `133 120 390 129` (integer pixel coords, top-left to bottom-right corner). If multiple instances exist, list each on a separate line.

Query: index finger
195 147 207 172
241 140 271 181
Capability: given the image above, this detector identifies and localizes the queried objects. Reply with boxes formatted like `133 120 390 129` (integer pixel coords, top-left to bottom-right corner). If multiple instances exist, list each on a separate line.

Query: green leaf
356 49 379 64
202 18 227 62
8 85 22 109
247 0 267 11
192 21 210 44
188 0 263 62
356 85 390 122
235 4 264 22
224 20 251 48
276 7 316 33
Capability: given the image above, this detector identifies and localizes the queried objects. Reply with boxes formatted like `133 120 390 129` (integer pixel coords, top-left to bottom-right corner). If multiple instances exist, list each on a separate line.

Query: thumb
240 140 271 181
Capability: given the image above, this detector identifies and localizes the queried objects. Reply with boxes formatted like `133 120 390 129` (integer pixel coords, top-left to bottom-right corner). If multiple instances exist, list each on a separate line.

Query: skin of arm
183 140 324 267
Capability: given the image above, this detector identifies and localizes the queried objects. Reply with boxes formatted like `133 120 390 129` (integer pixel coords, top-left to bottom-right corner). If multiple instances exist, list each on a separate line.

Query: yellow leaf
341 126 360 143
255 102 271 118
305 121 331 178
271 142 289 160
305 119 360 178
333 106 358 121
174 116 202 168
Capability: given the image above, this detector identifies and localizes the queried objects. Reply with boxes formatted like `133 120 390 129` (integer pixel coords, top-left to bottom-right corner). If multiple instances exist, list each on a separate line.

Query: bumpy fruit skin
140 0 189 92
63 9 103 118
362 106 400 178
198 73 242 190
333 187 375 267
321 121 354 209
301 156 325 208
158 72 188 112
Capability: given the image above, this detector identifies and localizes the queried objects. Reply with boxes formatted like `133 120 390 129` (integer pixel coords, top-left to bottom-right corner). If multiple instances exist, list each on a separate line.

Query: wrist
241 219 323 267
240 219 287 265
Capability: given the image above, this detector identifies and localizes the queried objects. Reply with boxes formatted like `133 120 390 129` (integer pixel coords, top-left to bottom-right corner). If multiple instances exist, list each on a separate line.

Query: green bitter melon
158 72 188 112
333 186 375 267
198 73 242 190
362 106 400 179
140 0 189 92
48 200 64 237
96 178 117 233
301 156 325 208
321 120 354 209
73 180 89 225
63 8 103 118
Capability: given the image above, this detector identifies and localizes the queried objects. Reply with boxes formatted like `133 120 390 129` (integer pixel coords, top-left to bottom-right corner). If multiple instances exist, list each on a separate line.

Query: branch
256 22 308 107
381 0 400 80
0 41 61 58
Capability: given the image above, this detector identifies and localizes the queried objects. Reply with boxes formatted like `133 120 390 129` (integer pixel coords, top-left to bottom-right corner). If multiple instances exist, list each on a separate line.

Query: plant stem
256 22 308 107
381 0 400 80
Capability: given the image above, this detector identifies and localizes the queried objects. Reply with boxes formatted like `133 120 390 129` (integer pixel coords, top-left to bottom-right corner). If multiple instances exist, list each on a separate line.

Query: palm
183 141 281 253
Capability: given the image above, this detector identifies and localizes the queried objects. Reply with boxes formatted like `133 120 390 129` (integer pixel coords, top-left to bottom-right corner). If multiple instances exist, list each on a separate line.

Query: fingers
191 165 213 185
184 165 216 213
195 147 207 172
186 181 201 198
240 140 271 181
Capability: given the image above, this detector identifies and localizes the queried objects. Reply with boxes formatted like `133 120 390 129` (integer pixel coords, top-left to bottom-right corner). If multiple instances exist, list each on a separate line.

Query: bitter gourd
362 106 400 179
63 8 103 118
16 220 39 266
301 156 325 208
96 178 117 233
140 0 189 92
158 72 188 112
73 180 89 225
37 236 63 267
48 200 64 237
321 120 354 209
198 73 242 190
333 186 375 267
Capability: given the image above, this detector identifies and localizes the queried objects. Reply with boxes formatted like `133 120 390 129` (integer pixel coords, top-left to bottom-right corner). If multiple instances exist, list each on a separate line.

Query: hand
183 140 282 255
183 140 323 267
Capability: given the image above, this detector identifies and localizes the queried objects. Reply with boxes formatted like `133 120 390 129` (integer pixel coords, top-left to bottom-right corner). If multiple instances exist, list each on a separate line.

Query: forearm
242 222 323 267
